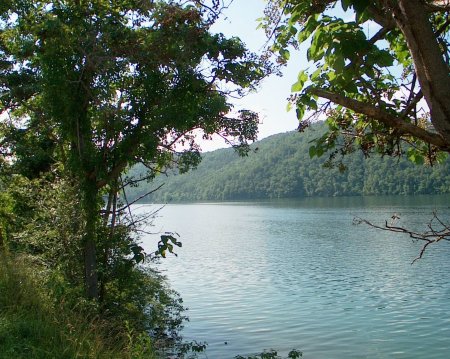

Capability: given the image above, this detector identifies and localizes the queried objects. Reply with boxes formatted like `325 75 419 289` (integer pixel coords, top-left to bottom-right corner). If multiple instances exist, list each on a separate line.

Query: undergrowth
0 252 156 359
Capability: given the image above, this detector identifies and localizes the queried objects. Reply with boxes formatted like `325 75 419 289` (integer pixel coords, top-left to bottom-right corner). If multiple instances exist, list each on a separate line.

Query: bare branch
119 175 155 190
411 241 434 264
401 90 423 120
116 183 164 213
192 0 234 24
366 3 396 29
435 17 450 37
124 206 164 232
354 211 450 263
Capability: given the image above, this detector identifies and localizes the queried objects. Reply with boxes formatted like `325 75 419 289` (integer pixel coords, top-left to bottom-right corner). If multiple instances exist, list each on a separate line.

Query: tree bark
390 0 450 144
310 88 449 150
83 179 99 300
0 227 4 252
84 235 98 300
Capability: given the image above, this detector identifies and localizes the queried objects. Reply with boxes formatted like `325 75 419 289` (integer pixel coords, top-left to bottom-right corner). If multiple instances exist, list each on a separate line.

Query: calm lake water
139 195 450 358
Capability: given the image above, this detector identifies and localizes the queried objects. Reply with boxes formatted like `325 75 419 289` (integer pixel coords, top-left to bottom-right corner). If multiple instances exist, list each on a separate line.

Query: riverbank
0 253 156 359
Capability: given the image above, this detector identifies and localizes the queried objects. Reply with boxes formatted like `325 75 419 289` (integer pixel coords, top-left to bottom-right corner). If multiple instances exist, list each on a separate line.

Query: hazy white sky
201 0 308 151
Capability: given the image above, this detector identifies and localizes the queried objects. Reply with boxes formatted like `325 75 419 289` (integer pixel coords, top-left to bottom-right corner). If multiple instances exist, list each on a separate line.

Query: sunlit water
138 195 450 358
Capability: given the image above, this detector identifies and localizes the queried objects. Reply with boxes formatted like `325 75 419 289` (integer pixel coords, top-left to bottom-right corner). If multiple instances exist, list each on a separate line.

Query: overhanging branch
309 87 449 150
354 211 450 263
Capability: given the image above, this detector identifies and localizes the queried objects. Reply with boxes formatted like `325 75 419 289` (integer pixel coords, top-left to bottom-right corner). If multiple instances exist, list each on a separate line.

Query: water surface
139 195 450 358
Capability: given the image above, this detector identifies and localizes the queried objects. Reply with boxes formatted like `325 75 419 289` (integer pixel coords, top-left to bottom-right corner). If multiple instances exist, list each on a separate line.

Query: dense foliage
128 123 450 202
261 0 450 164
0 253 152 359
0 0 264 356
0 174 199 356
1 1 448 356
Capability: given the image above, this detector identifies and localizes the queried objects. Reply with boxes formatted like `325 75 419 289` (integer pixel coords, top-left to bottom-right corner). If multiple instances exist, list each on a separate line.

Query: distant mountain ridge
127 125 450 202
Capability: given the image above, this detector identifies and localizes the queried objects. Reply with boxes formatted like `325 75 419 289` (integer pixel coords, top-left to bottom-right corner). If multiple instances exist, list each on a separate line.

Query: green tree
125 125 450 202
262 1 450 259
0 0 266 299
261 0 450 163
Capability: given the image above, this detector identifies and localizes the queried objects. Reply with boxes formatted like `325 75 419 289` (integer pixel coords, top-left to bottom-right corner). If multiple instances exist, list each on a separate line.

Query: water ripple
139 197 450 358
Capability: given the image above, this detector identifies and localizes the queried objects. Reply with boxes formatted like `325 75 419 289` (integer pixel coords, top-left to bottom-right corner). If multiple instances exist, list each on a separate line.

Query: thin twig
354 212 450 264
115 184 164 213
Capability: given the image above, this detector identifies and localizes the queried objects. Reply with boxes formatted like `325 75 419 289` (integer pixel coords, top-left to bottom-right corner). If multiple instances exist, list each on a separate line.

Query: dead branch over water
354 211 450 264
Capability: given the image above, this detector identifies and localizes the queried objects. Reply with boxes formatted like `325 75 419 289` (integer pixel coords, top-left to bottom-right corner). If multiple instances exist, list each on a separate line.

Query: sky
200 0 308 151
201 0 391 152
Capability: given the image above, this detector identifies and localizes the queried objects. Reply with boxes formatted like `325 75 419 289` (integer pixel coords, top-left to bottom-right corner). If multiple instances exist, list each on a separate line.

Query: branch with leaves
1 0 268 300
262 0 450 164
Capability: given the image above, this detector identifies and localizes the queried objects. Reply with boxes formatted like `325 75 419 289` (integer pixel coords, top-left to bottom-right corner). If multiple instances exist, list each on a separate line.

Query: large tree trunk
84 234 98 300
83 179 99 300
392 0 450 145
0 227 4 251
98 185 117 304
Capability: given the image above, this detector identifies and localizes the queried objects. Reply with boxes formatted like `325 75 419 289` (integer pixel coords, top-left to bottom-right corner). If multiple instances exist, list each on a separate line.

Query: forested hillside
127 124 450 203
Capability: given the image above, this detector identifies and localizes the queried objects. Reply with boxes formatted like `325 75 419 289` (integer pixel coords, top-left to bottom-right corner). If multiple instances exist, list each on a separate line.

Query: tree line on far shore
127 123 450 203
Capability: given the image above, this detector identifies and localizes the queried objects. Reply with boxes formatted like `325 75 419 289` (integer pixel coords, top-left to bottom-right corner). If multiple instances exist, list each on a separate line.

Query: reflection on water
138 195 450 358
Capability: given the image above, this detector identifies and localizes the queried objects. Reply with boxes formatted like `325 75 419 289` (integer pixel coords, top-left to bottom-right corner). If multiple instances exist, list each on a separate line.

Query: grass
0 252 156 359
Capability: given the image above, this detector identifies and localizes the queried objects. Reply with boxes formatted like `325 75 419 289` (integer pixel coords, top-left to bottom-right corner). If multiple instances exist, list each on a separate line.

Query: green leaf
344 81 358 94
308 27 326 61
375 50 394 67
332 54 345 73
280 48 290 61
316 145 324 157
310 68 321 81
356 7 371 23
289 12 301 25
309 145 316 158
407 148 425 165
327 71 337 82
341 0 351 11
296 103 306 119
297 14 319 43
436 152 448 164
300 93 318 111
291 70 308 92
352 0 370 13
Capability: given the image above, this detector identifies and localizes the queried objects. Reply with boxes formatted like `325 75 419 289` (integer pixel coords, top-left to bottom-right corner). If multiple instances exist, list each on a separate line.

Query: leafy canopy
261 0 450 165
0 0 267 186
0 0 268 301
